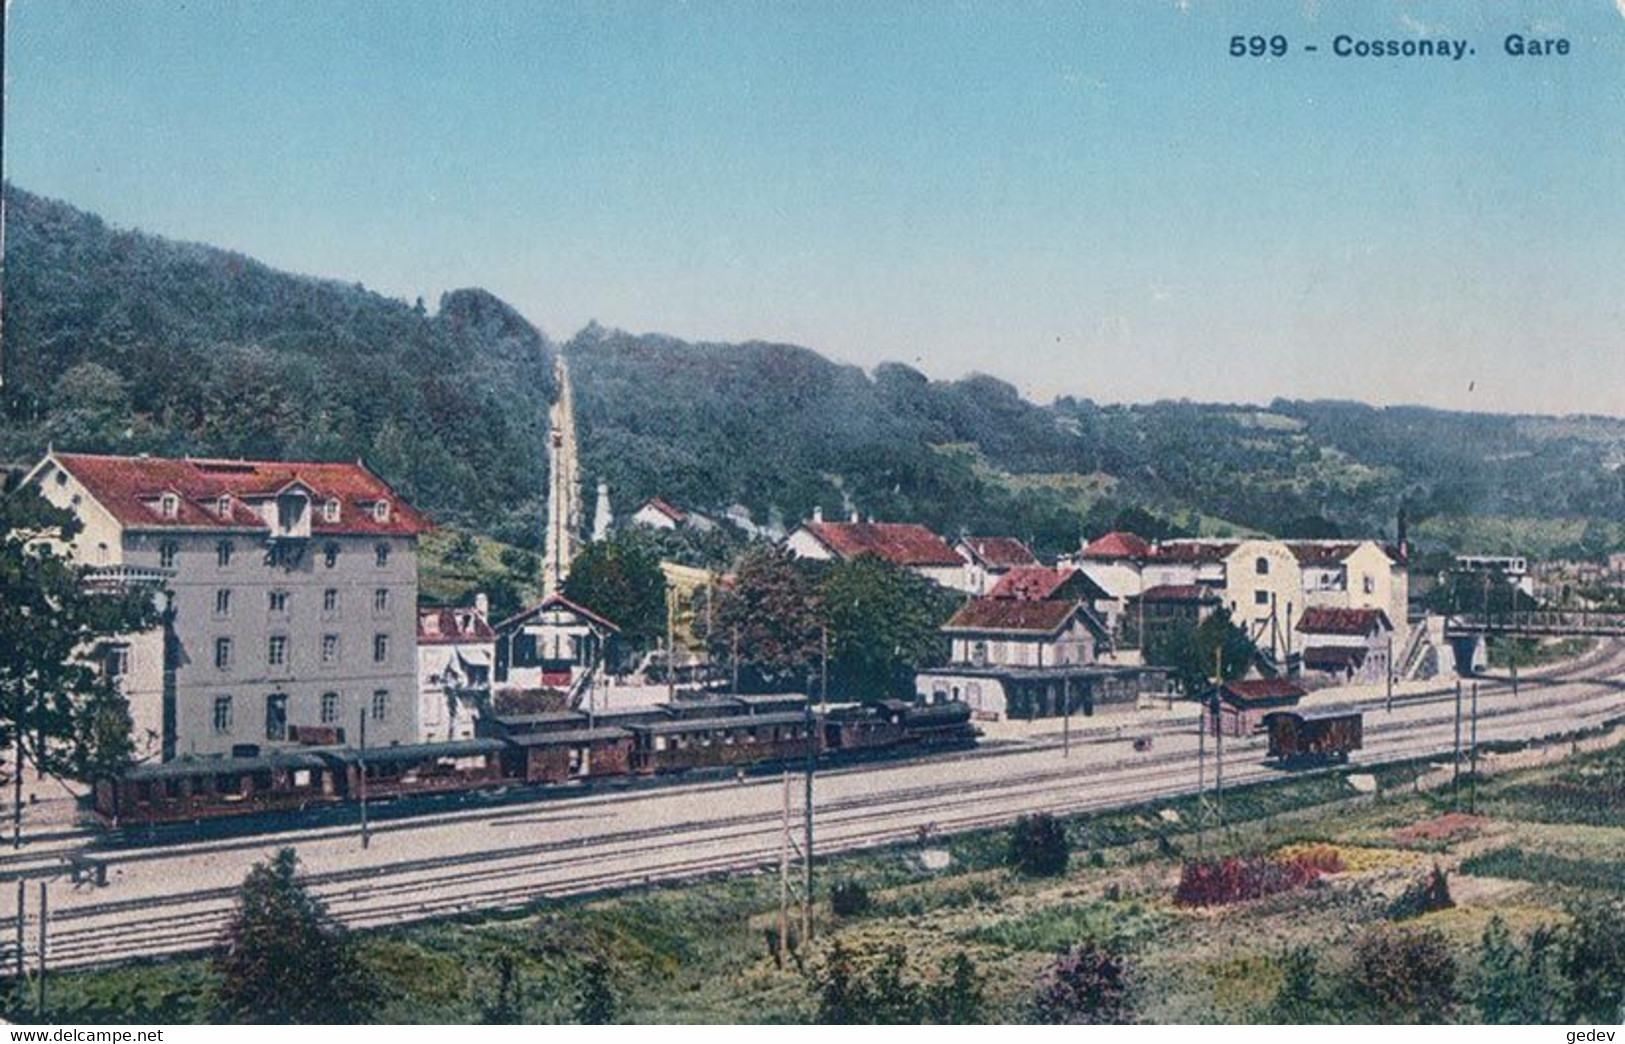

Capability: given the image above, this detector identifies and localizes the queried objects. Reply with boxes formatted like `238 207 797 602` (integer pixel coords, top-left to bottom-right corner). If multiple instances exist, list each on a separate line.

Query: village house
416 596 497 743
1295 607 1394 686
494 592 620 700
783 511 966 589
954 536 1039 595
1125 584 1221 651
988 565 1119 637
630 497 716 534
1204 678 1308 738
1071 530 1154 600
25 451 429 759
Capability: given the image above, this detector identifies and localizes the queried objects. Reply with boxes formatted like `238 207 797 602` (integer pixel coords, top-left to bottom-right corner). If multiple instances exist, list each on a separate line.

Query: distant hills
6 183 1624 561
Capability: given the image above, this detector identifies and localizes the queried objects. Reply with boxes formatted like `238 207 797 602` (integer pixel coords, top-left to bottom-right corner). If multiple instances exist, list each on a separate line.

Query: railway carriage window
212 695 234 734
293 770 312 788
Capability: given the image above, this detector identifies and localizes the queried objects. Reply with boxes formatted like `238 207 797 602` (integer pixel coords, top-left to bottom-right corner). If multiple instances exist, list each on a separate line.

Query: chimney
849 509 861 524
812 505 824 524
474 592 489 618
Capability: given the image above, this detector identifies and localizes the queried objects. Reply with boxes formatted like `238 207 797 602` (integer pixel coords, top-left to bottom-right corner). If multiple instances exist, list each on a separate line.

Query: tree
1348 925 1457 1022
0 486 160 786
925 952 986 1024
1145 609 1253 693
1475 916 1566 1024
574 956 618 1025
1008 813 1071 877
1267 945 1324 1023
1032 942 1135 1024
1558 898 1625 1022
820 556 958 701
476 952 524 1024
214 848 378 1023
812 941 922 1024
708 546 822 692
562 533 667 652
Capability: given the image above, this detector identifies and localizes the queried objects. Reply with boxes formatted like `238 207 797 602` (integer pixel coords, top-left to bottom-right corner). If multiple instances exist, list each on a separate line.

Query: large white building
25 452 430 760
784 513 967 589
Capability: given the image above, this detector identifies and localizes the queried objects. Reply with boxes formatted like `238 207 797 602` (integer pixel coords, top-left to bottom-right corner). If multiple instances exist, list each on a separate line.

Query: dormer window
160 493 179 519
323 498 341 523
217 495 232 518
372 500 390 523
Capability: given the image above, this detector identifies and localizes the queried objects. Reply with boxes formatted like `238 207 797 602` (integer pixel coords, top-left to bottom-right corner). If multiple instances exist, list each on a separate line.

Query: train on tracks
1262 708 1364 765
93 695 977 827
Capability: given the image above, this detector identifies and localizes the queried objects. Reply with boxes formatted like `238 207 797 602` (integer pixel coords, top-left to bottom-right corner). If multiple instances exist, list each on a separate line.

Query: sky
6 1 1625 416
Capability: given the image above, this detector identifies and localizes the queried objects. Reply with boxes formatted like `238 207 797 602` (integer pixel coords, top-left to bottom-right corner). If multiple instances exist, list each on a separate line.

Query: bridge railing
1444 610 1625 634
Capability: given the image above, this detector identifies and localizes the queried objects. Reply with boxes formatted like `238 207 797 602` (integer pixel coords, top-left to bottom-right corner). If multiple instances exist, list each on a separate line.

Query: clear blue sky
7 1 1625 415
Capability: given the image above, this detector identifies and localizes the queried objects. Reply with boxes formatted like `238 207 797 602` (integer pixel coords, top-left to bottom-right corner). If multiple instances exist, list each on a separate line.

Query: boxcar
1263 710 1363 764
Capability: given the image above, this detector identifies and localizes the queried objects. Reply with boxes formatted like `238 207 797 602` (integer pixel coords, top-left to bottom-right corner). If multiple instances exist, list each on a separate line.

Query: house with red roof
784 511 967 589
631 496 717 534
954 536 1040 595
417 595 497 742
1206 678 1309 738
24 451 432 759
1296 606 1394 685
494 592 622 699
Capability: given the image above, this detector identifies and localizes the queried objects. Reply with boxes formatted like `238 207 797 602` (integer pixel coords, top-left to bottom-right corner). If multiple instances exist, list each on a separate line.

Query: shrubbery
1008 813 1070 877
813 942 985 1024
1173 851 1337 907
1032 943 1135 1024
1349 926 1458 1021
1387 865 1453 921
830 880 873 918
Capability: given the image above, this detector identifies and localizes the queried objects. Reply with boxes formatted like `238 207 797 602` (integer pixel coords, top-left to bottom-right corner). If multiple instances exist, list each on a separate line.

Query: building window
215 637 233 671
1255 556 1270 575
212 695 233 734
103 645 130 689
371 690 390 722
323 498 341 523
323 588 340 614
217 494 232 518
160 493 179 519
159 541 178 569
214 589 232 616
269 590 289 614
324 543 340 568
1255 590 1270 606
373 588 389 614
265 693 288 742
322 634 340 665
375 543 390 568
320 692 340 725
217 540 235 568
373 634 389 663
373 500 390 523
268 635 288 667
1363 574 1375 595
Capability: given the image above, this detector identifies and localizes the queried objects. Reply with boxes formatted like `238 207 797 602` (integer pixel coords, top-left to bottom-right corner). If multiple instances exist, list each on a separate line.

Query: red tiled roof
958 537 1039 570
1147 540 1237 564
1287 542 1360 567
498 592 623 634
45 452 430 536
1303 646 1368 671
800 522 963 568
1220 678 1307 705
1134 584 1220 603
417 605 497 645
640 497 687 524
988 567 1110 603
944 598 1102 636
1081 531 1152 560
1296 607 1392 636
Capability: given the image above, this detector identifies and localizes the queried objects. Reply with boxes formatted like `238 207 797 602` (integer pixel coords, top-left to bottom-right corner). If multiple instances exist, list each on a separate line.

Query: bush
1558 898 1625 1022
574 957 617 1025
1266 946 1325 1024
1475 916 1566 1024
1032 942 1134 1024
1009 813 1070 877
1349 926 1458 1022
813 942 986 1025
1388 865 1453 921
1173 854 1323 907
830 880 873 918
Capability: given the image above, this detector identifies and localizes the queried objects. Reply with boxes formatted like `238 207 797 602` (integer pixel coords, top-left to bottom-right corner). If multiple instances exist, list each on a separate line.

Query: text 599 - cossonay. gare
1228 34 1571 59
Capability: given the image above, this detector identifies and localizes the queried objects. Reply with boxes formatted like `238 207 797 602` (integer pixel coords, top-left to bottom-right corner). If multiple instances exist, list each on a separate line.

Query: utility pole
802 701 815 944
778 771 791 964
13 686 24 850
35 881 46 1020
819 625 829 707
14 878 24 979
1062 675 1071 759
359 707 370 850
1469 681 1480 813
666 587 677 703
1196 702 1207 855
1386 633 1395 712
731 625 740 696
1452 679 1463 807
1214 696 1225 829
1510 653 1519 699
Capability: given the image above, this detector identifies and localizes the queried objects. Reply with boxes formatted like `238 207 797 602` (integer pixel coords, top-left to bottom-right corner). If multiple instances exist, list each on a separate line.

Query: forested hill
0 184 557 543
5 184 1624 561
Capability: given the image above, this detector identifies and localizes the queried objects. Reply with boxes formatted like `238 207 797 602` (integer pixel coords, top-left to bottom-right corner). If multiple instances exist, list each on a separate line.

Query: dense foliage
705 547 824 692
1008 813 1071 878
1387 865 1454 921
0 485 160 782
1348 926 1458 1022
214 849 378 1023
561 533 668 654
813 942 985 1024
1173 852 1334 907
1031 942 1135 1025
1 185 556 541
820 556 958 701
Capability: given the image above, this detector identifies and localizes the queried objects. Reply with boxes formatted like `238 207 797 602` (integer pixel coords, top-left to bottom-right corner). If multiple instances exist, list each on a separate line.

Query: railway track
17 647 1625 972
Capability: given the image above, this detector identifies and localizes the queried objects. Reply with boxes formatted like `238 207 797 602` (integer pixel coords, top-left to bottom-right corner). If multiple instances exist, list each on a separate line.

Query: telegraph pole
1452 679 1463 807
14 879 24 979
13 686 24 849
35 881 46 1019
1062 675 1071 759
1386 633 1395 712
802 700 815 944
1196 700 1207 855
666 587 677 703
359 708 370 850
731 626 740 696
1469 681 1480 813
778 771 791 963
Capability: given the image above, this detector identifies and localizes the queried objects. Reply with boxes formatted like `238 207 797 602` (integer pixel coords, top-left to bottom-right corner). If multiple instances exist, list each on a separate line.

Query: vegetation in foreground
8 738 1625 1024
